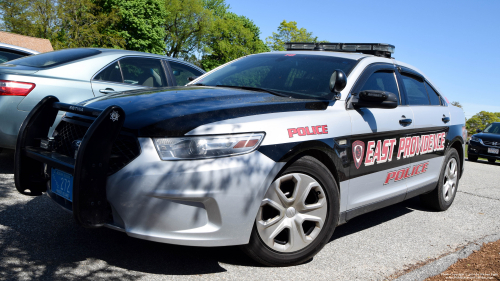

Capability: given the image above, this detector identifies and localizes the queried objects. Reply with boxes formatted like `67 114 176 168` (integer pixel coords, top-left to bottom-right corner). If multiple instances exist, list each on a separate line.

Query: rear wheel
488 158 497 163
420 148 460 211
241 156 339 266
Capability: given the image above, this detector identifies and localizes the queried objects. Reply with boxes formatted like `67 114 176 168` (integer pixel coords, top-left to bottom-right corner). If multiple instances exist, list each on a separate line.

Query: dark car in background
468 122 500 163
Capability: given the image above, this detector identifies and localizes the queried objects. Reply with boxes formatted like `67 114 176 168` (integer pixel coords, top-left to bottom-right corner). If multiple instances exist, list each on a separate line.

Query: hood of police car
77 86 329 137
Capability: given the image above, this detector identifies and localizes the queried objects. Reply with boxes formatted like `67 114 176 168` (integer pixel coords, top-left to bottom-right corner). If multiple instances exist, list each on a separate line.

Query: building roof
0 31 53 53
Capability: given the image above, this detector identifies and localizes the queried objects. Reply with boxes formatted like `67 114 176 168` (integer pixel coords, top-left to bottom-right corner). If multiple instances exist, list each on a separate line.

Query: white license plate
488 147 499 154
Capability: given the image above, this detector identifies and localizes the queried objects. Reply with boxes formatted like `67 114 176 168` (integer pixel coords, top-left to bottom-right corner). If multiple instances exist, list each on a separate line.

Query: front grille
53 120 141 175
483 141 500 147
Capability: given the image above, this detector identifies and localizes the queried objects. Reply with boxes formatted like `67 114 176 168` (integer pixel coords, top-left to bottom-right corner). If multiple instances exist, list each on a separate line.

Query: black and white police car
15 42 466 266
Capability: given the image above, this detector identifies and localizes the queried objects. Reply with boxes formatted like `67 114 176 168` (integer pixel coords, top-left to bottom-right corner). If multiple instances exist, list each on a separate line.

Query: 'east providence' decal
352 132 446 168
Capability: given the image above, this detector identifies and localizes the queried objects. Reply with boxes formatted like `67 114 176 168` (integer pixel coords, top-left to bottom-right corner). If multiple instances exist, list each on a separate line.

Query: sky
226 0 500 118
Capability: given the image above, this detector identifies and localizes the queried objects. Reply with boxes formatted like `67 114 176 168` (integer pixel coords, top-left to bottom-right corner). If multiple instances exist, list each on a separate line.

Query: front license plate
488 147 499 154
51 168 73 202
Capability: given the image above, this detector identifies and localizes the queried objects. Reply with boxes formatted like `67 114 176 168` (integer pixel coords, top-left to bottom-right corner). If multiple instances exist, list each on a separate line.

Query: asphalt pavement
1 149 499 281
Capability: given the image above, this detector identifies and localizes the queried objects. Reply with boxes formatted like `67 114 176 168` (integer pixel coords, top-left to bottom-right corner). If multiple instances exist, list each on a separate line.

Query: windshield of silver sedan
192 54 357 100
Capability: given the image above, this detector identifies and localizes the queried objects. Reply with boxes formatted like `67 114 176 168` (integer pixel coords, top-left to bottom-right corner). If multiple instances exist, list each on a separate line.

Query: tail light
0 80 36 96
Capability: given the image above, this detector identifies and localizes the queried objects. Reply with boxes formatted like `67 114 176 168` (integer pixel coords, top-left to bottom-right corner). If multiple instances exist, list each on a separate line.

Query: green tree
100 0 166 54
54 0 125 49
200 12 269 71
265 20 319 51
163 0 213 58
466 111 500 135
451 101 462 108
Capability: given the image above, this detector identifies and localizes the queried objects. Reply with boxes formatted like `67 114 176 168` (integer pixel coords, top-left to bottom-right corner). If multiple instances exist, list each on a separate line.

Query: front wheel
241 156 339 266
488 158 497 163
420 148 460 211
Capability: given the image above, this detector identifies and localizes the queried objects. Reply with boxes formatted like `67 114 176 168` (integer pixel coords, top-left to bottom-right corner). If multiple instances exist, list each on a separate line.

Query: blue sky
226 0 500 118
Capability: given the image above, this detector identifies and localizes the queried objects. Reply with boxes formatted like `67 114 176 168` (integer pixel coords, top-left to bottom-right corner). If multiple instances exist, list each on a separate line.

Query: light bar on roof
284 42 395 58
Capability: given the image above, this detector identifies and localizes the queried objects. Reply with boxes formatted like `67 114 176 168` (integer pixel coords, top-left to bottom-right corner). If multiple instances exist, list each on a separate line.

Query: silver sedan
0 48 204 151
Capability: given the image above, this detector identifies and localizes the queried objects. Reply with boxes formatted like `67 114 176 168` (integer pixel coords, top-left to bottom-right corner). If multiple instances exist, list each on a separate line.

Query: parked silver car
0 48 205 151
0 42 39 63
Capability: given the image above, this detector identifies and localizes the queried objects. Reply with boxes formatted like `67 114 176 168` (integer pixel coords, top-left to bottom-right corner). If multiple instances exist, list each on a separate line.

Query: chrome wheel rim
443 158 458 202
256 173 328 253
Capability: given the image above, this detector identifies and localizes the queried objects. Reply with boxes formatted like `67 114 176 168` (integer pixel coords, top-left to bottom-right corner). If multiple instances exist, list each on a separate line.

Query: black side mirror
188 76 198 81
476 129 482 133
352 90 398 109
329 70 347 97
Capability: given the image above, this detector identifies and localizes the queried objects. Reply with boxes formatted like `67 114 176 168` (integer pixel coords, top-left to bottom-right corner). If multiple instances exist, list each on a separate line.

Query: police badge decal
352 140 365 169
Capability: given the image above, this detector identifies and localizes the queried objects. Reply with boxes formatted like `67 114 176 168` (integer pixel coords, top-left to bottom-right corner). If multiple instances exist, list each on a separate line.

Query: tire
420 148 460 211
488 158 497 164
468 155 477 162
241 156 339 266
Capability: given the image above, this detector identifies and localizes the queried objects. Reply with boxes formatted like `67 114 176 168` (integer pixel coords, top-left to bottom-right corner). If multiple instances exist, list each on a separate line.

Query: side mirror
329 70 347 94
188 76 198 81
476 129 482 133
352 90 398 109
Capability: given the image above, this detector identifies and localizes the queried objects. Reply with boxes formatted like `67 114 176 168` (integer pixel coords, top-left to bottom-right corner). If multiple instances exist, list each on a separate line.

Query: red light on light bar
0 80 36 96
233 139 259 149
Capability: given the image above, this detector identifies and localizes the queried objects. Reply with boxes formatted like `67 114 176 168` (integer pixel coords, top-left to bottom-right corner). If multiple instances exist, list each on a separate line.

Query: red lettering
422 162 429 173
316 125 323 134
287 128 297 138
404 167 412 179
421 135 428 154
373 140 382 164
388 139 396 161
305 126 315 135
395 169 406 181
440 133 446 149
410 136 418 156
322 125 328 134
379 140 390 163
365 141 376 166
404 137 411 158
429 134 435 152
397 138 406 160
297 127 306 136
384 171 397 185
415 164 424 174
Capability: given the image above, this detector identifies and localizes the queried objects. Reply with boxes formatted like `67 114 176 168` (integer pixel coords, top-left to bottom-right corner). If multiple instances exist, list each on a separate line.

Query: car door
166 60 204 86
397 67 450 198
346 63 413 218
91 56 169 95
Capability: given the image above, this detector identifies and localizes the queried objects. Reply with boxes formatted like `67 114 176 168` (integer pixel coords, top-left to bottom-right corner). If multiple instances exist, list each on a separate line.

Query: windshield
5 48 101 68
195 54 357 99
484 123 500 134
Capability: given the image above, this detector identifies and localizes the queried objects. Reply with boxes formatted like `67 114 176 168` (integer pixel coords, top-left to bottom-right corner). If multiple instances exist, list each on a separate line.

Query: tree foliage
466 111 500 135
451 101 462 108
266 20 319 51
100 0 167 54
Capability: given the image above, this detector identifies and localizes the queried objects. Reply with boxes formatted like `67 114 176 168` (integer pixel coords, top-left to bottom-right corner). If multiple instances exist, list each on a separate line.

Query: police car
15 42 466 266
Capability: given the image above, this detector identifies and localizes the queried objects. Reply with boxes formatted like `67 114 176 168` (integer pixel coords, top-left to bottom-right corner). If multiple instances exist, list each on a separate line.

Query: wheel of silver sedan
443 158 458 202
256 173 328 253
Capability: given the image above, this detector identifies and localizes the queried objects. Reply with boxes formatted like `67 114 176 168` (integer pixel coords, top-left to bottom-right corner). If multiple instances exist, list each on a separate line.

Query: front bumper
468 141 500 160
103 138 282 246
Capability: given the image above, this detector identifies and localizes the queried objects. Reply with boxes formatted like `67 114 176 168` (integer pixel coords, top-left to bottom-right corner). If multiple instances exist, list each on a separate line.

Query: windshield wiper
190 83 206 86
214 85 291 98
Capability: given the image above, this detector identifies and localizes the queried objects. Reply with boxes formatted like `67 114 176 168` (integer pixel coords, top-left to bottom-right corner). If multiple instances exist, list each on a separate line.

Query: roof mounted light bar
284 42 395 58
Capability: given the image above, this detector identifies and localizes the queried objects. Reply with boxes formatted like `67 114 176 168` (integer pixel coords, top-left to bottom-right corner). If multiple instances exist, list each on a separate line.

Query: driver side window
359 71 400 104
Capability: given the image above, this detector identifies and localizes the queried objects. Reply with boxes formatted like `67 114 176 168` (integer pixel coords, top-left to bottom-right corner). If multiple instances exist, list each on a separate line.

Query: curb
394 233 500 281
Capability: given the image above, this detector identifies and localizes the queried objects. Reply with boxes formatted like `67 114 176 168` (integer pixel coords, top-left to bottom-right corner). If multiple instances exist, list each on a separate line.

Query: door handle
399 116 412 126
99 88 116 94
442 115 450 123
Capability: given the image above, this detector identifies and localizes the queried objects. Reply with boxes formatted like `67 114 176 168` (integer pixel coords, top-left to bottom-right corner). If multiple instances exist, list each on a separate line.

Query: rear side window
119 57 166 87
169 61 203 85
7 49 101 68
425 82 441 105
401 74 430 105
359 71 400 102
93 62 122 83
0 50 26 63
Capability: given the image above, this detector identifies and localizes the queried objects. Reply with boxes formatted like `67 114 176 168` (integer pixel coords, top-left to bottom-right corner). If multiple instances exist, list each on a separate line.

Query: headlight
153 133 265 160
470 136 483 144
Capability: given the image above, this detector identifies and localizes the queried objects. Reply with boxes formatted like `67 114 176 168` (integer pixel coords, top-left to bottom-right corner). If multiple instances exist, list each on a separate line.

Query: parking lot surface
1 149 499 280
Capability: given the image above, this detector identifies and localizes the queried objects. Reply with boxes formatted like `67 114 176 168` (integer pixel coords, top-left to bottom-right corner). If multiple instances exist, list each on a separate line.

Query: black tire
420 148 460 211
468 155 477 162
488 158 496 163
241 156 339 266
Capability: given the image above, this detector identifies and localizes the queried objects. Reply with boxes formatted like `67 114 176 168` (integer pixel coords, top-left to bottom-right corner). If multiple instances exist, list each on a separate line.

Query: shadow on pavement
0 150 437 280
